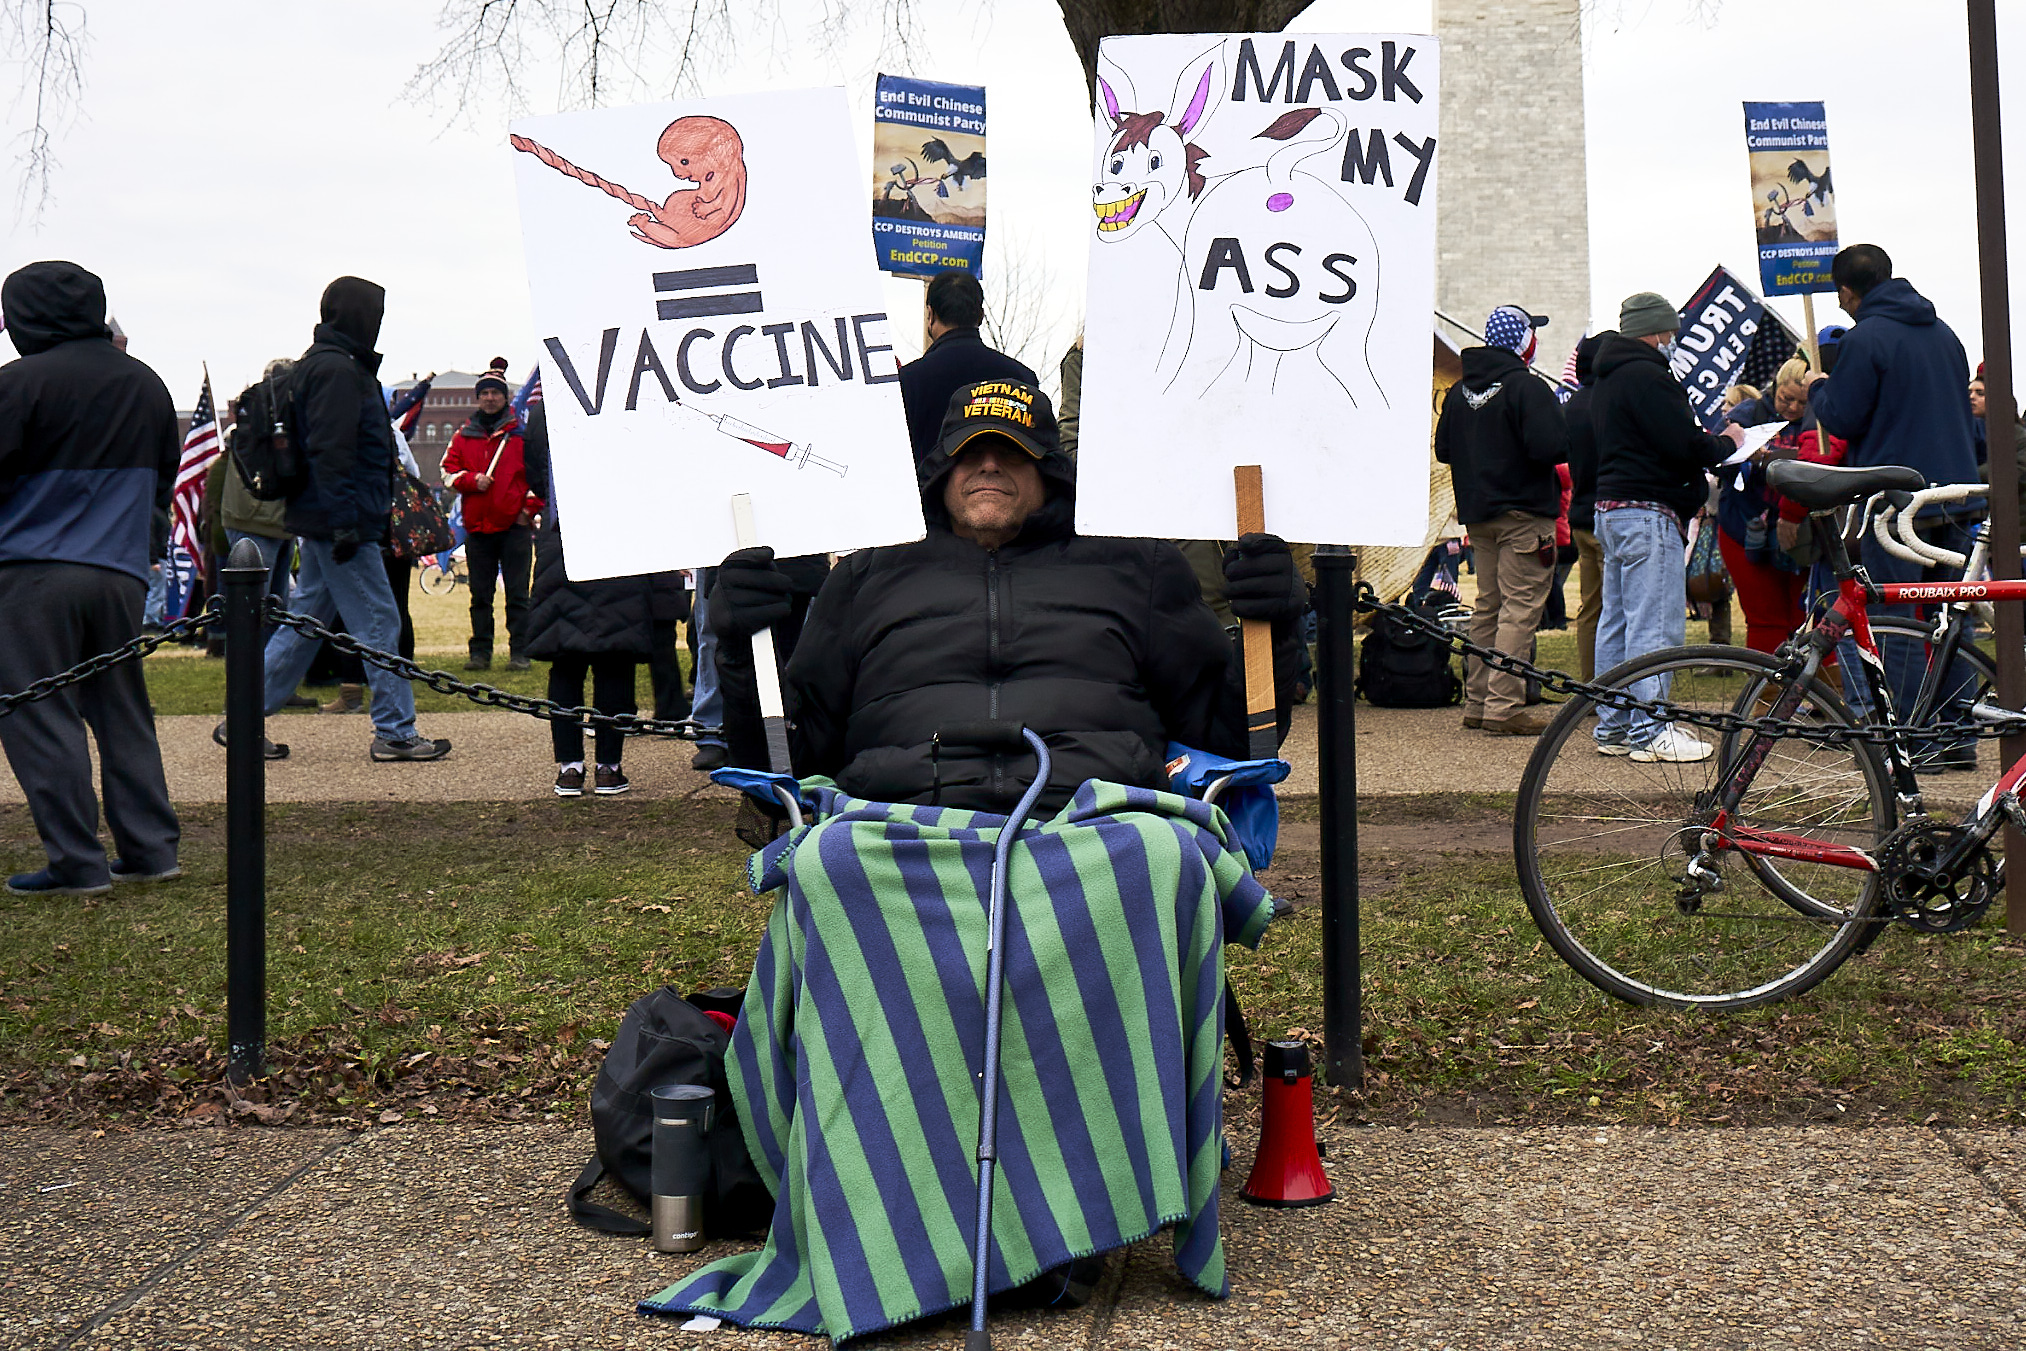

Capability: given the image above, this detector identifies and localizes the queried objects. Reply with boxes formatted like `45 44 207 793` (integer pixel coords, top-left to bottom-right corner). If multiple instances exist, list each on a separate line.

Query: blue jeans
225 529 295 620
1595 506 1687 747
259 538 417 743
144 561 167 625
1860 516 1977 753
691 568 725 745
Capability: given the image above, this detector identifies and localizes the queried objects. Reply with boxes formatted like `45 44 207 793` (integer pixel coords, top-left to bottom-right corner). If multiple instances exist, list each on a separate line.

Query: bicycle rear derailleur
1876 819 1998 933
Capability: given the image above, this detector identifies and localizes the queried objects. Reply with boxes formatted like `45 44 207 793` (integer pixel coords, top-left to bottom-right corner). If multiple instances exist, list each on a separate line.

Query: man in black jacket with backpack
214 277 450 763
1434 305 1569 736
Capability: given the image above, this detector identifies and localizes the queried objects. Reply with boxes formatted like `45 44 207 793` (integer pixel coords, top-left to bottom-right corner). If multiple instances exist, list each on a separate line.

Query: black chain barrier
1349 583 2023 750
262 601 701 738
4 590 2019 754
0 603 220 720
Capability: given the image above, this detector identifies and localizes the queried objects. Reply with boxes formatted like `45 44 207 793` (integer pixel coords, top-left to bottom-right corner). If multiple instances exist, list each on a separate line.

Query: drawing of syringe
695 410 848 477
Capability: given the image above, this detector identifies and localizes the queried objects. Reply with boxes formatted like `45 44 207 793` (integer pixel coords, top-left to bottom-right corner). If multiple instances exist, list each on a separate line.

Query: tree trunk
1055 0 1310 94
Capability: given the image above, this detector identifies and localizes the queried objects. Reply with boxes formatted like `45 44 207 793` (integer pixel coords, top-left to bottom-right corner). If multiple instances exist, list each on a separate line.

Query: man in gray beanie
1587 292 1746 763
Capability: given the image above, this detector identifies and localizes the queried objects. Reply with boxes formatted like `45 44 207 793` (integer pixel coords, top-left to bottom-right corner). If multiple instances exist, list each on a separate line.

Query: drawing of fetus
1175 108 1387 410
511 116 748 249
1091 44 1224 381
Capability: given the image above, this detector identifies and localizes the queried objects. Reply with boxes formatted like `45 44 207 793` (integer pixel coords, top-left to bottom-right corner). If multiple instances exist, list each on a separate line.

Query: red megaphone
1240 1039 1334 1207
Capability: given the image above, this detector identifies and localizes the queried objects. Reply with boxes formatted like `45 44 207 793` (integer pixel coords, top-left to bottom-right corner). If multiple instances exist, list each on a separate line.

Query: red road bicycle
1515 460 2026 1009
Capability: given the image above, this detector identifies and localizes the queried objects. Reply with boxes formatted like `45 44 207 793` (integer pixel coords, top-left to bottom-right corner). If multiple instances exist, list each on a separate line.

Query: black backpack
566 986 774 1239
228 367 306 502
1356 594 1463 708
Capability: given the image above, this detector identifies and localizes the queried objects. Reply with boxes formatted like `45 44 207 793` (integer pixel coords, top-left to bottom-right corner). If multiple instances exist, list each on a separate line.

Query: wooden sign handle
1234 465 1278 761
730 494 793 776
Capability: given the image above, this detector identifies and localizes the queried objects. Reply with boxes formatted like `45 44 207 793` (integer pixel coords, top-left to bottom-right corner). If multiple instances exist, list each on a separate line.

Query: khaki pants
1573 527 1604 682
1466 512 1557 721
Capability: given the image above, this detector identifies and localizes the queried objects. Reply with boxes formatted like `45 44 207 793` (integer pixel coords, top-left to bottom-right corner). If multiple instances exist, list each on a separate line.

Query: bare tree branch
3 0 88 223
980 229 1067 394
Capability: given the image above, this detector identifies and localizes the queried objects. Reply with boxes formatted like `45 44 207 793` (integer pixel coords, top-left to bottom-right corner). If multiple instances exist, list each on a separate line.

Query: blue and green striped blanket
639 779 1276 1342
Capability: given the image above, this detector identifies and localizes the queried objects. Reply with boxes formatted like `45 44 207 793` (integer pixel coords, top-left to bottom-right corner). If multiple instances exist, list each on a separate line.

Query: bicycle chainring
1877 820 1998 933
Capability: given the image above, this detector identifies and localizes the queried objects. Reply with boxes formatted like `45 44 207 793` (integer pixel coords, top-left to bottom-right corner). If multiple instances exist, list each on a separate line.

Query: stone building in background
1434 0 1590 371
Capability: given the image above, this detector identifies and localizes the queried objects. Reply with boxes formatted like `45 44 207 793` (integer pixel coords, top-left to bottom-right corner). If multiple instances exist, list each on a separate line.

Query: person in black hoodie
708 379 1305 817
1562 335 1604 679
1589 292 1747 763
897 270 1039 459
0 261 183 896
1434 304 1568 736
216 277 450 763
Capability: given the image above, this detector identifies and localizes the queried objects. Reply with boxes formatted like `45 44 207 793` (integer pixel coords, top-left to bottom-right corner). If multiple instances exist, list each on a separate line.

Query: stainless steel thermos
650 1083 715 1253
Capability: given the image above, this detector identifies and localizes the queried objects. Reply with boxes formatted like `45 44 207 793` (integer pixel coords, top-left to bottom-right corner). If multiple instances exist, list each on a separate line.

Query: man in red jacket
441 359 542 670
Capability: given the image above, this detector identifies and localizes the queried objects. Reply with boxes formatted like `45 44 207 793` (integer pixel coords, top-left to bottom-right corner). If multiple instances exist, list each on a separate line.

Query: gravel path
6 1118 2021 1349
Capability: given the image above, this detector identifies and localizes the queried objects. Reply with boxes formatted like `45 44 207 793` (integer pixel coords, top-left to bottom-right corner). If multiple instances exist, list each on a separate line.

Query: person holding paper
708 379 1306 815
1589 292 1747 764
1717 360 1815 655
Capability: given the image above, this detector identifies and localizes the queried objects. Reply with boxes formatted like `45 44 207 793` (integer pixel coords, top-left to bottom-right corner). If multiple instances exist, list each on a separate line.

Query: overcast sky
5 0 2025 403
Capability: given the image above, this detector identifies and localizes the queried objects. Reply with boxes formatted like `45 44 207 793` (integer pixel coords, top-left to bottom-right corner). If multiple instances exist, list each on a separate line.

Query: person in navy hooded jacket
0 261 182 896
1807 243 1981 768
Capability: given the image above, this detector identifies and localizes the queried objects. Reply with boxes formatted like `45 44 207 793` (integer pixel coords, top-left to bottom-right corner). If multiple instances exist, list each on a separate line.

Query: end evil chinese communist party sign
872 75 987 279
1743 101 1836 296
509 88 925 578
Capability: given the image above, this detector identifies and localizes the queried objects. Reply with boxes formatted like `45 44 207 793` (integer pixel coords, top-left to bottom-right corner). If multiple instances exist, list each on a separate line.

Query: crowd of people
1 242 2011 892
1434 241 1997 767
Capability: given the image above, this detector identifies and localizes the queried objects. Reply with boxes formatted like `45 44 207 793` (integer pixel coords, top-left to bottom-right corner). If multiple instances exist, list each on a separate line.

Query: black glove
709 546 794 639
329 526 362 565
1222 533 1306 621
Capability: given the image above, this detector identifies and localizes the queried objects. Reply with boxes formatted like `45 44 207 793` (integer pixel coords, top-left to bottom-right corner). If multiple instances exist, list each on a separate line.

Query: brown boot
321 683 364 714
1462 712 1484 730
1483 707 1555 737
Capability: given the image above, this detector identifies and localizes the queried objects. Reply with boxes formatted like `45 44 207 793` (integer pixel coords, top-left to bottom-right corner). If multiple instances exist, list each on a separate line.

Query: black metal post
1968 0 2026 939
223 537 268 1082
1311 549 1362 1090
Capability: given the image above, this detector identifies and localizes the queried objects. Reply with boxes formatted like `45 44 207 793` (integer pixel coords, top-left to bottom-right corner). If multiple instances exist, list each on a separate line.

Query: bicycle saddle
1765 460 1926 509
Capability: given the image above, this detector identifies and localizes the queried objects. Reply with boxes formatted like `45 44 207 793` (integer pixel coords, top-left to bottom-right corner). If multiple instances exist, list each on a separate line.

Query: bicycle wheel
1515 645 1893 1009
418 565 457 596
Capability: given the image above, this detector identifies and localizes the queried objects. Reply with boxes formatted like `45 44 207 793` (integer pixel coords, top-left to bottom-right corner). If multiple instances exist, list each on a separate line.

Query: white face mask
1657 340 1680 361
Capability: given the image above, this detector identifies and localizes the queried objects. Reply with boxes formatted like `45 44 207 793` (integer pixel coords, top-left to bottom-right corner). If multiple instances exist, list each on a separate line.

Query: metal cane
931 721 1051 1351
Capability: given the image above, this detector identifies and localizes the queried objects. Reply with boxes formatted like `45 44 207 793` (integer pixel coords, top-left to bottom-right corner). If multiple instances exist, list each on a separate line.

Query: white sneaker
1595 736 1634 757
1630 725 1713 763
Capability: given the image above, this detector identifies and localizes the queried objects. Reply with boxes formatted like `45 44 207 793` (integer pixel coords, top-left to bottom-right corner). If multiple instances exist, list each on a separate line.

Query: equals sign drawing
653 265 763 320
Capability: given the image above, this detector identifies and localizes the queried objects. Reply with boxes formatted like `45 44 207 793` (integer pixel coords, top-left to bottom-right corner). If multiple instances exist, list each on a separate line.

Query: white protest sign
510 88 924 578
1076 34 1440 546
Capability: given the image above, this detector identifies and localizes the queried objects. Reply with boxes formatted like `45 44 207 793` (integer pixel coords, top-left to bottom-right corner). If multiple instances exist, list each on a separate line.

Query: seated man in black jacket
710 380 1306 816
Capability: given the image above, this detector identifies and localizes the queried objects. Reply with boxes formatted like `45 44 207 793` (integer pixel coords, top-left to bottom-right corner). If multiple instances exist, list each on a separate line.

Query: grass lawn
4 796 2023 1131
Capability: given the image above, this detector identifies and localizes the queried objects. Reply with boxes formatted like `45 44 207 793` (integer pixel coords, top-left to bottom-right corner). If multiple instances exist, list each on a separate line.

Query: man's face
1774 381 1808 421
476 387 507 415
1971 379 1987 420
943 437 1046 544
1836 284 1861 318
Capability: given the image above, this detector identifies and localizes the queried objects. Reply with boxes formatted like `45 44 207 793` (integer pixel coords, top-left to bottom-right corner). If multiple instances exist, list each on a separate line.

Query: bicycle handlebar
1867 483 1989 570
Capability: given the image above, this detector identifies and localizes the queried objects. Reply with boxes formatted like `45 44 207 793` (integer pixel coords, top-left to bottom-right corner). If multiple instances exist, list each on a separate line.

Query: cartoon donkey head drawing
1091 45 1223 245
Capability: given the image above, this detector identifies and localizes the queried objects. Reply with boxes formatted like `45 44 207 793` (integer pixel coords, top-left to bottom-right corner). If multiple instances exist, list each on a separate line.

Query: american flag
512 366 542 420
170 377 221 582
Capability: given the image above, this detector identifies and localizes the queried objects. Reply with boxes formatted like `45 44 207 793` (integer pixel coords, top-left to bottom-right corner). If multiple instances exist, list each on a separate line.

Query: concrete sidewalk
6 1117 2022 1349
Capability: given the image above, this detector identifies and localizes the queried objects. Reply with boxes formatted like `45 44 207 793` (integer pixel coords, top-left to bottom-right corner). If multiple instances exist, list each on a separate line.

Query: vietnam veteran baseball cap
934 379 1060 461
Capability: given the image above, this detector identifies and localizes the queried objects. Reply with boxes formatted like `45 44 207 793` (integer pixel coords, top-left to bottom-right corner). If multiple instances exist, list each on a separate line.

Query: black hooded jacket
898 328 1040 459
717 436 1246 816
0 261 179 582
1433 346 1568 525
1590 332 1731 522
286 277 397 541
